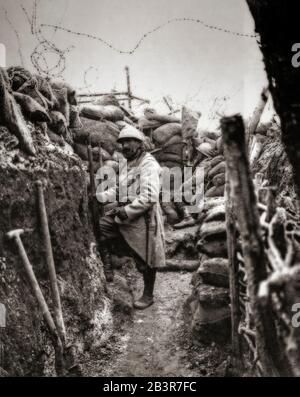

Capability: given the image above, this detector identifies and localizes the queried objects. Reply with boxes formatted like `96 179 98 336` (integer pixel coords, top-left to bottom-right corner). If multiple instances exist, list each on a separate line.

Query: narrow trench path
100 270 228 377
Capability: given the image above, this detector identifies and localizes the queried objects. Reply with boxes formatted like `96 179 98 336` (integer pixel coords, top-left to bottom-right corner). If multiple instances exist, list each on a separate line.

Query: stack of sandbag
70 101 127 169
5 66 78 150
205 154 226 197
138 107 183 169
72 118 121 170
138 107 180 134
187 196 231 344
0 68 36 155
152 123 183 167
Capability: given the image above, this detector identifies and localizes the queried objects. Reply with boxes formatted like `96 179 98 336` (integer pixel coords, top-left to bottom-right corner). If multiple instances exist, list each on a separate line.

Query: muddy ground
83 267 230 377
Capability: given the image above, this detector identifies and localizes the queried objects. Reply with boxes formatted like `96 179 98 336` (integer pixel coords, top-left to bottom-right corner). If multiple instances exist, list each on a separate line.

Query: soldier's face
120 138 141 160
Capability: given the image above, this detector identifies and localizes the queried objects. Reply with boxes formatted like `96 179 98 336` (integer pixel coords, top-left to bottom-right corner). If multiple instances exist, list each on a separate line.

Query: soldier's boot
101 245 114 283
173 207 196 229
134 268 156 310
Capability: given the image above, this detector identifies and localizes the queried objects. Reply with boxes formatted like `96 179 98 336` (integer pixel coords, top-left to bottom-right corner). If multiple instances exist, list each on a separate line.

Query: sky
0 0 272 128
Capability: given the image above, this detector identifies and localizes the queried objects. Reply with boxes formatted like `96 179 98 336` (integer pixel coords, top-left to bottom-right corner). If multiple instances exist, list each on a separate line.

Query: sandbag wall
187 153 230 344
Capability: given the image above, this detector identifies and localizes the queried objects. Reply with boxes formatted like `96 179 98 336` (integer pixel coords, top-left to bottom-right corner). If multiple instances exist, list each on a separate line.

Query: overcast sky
0 0 271 128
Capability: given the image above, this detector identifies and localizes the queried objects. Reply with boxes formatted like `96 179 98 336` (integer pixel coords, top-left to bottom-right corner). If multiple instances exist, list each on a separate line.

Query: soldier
96 125 166 309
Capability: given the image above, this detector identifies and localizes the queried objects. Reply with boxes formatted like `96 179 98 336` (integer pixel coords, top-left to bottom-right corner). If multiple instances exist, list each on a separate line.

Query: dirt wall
0 143 109 376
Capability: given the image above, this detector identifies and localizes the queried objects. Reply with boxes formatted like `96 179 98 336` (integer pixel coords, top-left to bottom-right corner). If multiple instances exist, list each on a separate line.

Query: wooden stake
225 168 242 370
221 114 281 376
125 66 132 110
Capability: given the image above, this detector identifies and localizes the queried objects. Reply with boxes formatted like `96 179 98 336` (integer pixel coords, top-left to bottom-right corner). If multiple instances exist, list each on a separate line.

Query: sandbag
0 68 36 155
13 92 50 123
197 258 229 288
205 184 225 198
191 301 231 344
181 106 201 140
154 152 182 164
159 160 182 169
74 122 120 155
199 221 226 240
138 117 163 131
208 161 226 179
18 81 49 110
49 111 68 136
209 155 224 168
50 78 78 105
74 117 120 155
144 107 180 124
197 238 227 258
78 117 120 138
205 185 225 197
164 143 184 158
69 105 82 129
204 204 225 222
95 94 119 107
152 123 182 145
34 75 57 109
203 197 225 211
196 284 230 307
6 66 32 91
52 87 70 126
212 172 225 187
80 104 124 122
160 134 183 149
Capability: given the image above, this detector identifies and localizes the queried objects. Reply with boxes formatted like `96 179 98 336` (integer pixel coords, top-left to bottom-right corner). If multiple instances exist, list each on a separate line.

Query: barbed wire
78 66 101 94
39 16 258 56
17 0 258 78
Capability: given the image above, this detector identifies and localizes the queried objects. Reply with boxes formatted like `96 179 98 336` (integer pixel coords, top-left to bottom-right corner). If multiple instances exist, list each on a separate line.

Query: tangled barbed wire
8 0 259 79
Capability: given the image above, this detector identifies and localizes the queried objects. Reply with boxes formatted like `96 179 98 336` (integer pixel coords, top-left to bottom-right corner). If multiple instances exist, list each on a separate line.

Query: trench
82 227 230 378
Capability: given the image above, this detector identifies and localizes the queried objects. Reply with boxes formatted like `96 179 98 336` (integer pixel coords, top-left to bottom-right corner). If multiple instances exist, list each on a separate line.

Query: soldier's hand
107 207 128 221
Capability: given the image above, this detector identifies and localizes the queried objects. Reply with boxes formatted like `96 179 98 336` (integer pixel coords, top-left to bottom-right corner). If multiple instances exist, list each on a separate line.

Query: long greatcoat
96 152 166 269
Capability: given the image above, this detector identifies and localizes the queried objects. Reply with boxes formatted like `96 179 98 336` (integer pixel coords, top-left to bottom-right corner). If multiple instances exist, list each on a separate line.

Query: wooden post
225 168 242 371
246 87 269 152
221 114 281 376
125 66 132 110
163 96 174 113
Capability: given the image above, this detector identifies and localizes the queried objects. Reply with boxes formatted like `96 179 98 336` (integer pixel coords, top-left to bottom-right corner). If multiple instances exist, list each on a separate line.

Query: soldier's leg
173 201 196 229
99 215 120 282
129 250 156 310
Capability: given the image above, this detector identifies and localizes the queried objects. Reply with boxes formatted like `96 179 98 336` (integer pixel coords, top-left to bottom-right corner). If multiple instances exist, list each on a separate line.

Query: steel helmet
117 125 145 143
